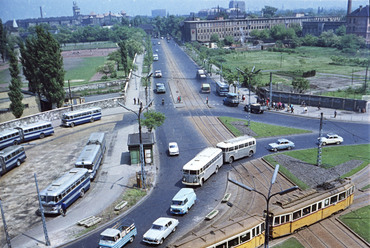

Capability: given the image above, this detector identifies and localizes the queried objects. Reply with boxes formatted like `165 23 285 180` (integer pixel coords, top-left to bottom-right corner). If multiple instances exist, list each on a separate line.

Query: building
152 9 166 18
302 21 346 36
229 1 246 13
346 5 370 45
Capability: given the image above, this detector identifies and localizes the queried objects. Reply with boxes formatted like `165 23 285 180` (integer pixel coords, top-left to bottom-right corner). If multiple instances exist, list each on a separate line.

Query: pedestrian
61 201 67 217
133 98 136 105
206 97 208 105
318 103 321 110
242 95 245 102
291 106 294 113
334 110 337 118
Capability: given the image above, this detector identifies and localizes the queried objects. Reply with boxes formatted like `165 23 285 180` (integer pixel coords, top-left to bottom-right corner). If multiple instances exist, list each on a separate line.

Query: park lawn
272 237 304 248
339 205 370 243
64 56 106 85
218 116 310 138
61 41 117 51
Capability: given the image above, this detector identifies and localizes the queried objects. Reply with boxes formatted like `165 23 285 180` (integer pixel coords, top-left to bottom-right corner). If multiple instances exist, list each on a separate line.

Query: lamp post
117 99 153 189
228 165 299 248
145 73 153 106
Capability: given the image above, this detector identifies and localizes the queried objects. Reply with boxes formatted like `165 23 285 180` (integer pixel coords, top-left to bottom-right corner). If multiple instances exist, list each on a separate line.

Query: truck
99 219 137 248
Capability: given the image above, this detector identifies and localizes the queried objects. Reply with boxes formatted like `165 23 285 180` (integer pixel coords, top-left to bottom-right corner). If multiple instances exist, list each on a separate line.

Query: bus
216 81 229 96
216 135 256 164
61 107 102 127
182 147 223 186
0 145 27 175
0 129 21 150
75 132 106 180
39 168 90 215
15 121 54 142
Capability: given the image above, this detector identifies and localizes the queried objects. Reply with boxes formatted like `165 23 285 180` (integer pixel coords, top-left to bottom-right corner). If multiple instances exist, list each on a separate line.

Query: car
154 70 162 78
244 103 267 114
155 83 166 93
268 138 295 152
168 142 179 156
158 41 161 45
196 69 206 79
318 133 343 145
223 93 239 107
143 217 179 245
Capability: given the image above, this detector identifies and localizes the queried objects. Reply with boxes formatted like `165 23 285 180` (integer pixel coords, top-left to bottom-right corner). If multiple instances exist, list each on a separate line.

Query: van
170 188 196 215
201 83 211 93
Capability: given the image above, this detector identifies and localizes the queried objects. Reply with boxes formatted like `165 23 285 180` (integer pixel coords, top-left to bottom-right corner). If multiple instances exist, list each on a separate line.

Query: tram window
312 204 317 212
261 223 265 232
318 202 322 209
324 199 329 207
339 192 346 200
303 206 310 216
228 237 239 247
240 232 251 242
330 195 338 204
293 210 301 220
252 228 255 237
215 243 226 248
281 216 285 223
256 226 260 234
285 215 290 222
274 217 280 225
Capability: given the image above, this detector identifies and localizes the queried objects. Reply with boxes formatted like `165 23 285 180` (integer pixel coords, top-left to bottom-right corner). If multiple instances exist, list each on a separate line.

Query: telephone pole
317 113 323 166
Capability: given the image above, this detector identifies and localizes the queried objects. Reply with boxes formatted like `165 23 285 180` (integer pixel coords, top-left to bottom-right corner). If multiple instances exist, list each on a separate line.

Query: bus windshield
41 195 56 203
183 169 198 175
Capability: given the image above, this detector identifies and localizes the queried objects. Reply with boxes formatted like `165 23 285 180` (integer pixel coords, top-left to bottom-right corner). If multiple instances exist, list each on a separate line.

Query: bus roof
0 145 23 156
63 107 101 116
216 135 255 149
87 132 105 145
40 168 88 196
0 129 19 136
216 81 228 87
18 121 52 129
75 145 101 165
183 147 222 171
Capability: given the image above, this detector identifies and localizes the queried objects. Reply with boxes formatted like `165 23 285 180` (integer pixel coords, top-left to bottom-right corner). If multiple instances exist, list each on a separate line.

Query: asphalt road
62 40 370 248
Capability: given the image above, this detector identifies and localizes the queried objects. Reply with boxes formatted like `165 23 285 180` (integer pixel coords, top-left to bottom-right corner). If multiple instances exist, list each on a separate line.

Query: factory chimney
40 6 43 18
347 0 352 15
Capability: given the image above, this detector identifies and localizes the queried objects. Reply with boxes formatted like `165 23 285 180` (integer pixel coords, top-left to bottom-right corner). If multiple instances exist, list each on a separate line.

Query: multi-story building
229 1 246 13
346 5 370 45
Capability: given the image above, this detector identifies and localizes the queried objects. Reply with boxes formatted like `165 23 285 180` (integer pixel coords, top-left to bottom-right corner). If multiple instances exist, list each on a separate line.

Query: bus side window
239 144 244 149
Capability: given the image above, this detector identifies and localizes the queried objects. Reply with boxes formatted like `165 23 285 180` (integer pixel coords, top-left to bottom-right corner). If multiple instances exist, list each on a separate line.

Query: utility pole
269 72 272 108
0 197 12 248
68 80 73 111
317 112 323 166
34 173 51 246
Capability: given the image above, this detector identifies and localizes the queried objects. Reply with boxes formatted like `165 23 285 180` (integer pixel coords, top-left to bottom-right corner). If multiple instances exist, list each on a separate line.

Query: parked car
223 93 239 107
244 103 267 114
170 188 196 215
155 83 166 93
201 83 211 93
268 138 295 152
168 142 179 156
154 70 162 78
196 69 207 79
318 133 343 145
143 217 179 245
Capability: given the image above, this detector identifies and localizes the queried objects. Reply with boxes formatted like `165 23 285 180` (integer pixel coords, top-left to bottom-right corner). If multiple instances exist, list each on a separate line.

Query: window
339 192 346 200
252 228 255 237
228 237 239 247
274 217 280 225
215 243 226 248
256 226 260 234
285 215 290 222
281 215 285 224
324 199 329 207
318 202 322 209
240 232 250 242
303 206 310 216
293 210 301 220
330 195 338 204
261 223 265 231
312 204 317 212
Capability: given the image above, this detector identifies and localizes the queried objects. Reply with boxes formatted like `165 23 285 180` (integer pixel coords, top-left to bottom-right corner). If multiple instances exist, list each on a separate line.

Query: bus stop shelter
127 133 155 165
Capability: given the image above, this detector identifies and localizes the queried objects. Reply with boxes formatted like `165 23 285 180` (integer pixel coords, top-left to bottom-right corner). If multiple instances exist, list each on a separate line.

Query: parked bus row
182 135 256 186
39 132 106 215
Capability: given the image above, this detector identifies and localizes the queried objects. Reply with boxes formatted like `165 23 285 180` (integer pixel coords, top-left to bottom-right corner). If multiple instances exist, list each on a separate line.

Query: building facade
229 1 246 13
346 5 370 45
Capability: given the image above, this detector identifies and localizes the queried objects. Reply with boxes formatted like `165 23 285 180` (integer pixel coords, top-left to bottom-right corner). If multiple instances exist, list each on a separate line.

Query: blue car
268 138 295 152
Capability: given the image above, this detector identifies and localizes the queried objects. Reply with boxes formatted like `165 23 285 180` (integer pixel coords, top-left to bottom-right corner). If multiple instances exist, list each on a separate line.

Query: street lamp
145 73 153 106
228 165 299 248
117 99 153 189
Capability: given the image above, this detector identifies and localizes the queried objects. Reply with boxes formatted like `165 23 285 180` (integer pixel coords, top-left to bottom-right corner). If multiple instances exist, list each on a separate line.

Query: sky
0 0 368 23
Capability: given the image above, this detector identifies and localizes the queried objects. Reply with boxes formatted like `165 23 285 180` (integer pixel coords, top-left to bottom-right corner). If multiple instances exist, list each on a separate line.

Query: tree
8 47 24 118
20 26 65 109
97 61 115 77
262 6 278 18
108 50 121 71
141 111 165 132
210 34 219 43
223 35 234 46
292 77 310 93
0 18 7 62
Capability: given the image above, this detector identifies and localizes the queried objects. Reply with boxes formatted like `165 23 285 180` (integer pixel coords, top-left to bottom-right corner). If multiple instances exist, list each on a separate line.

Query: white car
318 133 343 145
143 217 179 245
154 70 162 78
168 142 179 156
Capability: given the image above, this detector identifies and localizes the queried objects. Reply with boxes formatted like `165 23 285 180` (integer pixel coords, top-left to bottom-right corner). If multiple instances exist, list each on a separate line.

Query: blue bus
0 129 22 150
15 121 54 142
39 168 90 215
61 107 102 127
215 81 230 96
0 145 27 175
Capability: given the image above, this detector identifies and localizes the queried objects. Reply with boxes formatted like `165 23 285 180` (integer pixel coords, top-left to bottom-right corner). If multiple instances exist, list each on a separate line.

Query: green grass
0 66 10 85
361 184 370 190
61 41 117 51
218 116 310 138
319 90 370 100
339 205 370 243
64 56 107 85
122 188 147 207
272 237 305 248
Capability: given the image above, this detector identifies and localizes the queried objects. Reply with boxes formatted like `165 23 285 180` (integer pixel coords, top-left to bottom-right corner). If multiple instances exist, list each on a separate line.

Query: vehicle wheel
59 208 65 216
129 236 135 243
228 157 234 164
80 189 85 198
39 133 45 139
322 142 326 146
159 238 164 245
16 160 21 167
172 226 177 233
288 146 292 150
13 140 19 145
336 141 341 145
70 122 75 128
274 148 278 152
200 178 204 186
90 118 94 123
249 150 254 157
215 166 219 174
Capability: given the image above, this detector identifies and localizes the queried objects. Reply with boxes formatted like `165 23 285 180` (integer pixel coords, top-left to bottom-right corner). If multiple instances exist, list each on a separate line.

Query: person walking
334 110 337 118
133 98 136 105
61 202 67 217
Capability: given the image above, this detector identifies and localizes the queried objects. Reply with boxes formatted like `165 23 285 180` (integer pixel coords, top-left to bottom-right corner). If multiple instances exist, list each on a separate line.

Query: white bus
215 81 229 96
0 145 27 175
61 107 102 127
0 129 22 150
75 132 106 180
39 168 90 215
216 135 256 164
15 121 54 142
182 147 223 186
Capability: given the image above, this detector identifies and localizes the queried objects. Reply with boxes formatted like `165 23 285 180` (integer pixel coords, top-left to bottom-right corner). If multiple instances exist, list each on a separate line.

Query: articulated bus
61 107 102 127
39 168 90 215
0 145 26 175
217 135 256 164
216 81 230 96
15 121 54 142
182 147 223 186
75 132 106 180
0 129 21 150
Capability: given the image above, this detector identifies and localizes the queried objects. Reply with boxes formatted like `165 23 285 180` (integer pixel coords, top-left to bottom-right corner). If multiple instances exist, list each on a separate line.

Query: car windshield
169 144 177 149
172 200 183 206
151 224 164 230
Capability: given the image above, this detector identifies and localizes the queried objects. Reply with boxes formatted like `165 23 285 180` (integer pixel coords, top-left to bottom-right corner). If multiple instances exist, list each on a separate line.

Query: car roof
169 142 178 146
277 138 290 142
227 93 238 97
153 217 177 226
